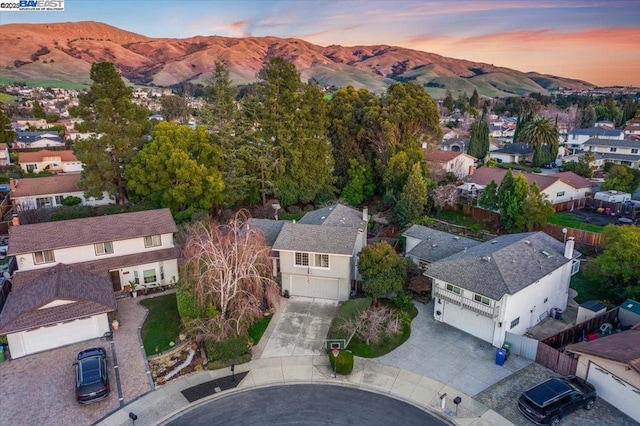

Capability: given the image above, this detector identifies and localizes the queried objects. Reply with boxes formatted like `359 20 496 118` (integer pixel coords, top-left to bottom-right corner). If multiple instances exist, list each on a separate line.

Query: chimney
564 237 575 259
362 206 368 222
11 214 19 227
468 165 476 176
10 179 17 192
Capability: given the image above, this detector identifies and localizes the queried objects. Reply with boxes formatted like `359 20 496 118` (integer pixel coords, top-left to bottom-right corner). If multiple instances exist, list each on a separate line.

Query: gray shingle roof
425 232 579 300
569 128 624 137
583 138 640 148
0 263 116 334
272 222 359 255
298 204 367 229
8 208 177 255
492 142 533 155
246 219 287 246
403 225 481 263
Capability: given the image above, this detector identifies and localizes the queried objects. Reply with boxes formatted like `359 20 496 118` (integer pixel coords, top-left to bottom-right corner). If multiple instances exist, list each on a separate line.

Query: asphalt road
166 384 449 426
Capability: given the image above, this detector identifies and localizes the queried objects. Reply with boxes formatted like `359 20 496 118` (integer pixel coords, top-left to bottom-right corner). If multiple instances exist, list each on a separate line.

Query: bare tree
432 184 459 210
339 305 401 345
182 210 279 342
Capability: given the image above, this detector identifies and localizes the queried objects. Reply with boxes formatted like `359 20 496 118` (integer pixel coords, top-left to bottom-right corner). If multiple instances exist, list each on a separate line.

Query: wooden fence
536 342 578 376
553 198 587 213
505 331 539 360
541 307 620 349
543 223 603 248
460 204 502 225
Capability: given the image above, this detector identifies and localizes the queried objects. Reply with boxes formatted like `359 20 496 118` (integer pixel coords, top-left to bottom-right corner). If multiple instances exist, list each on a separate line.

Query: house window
27 164 37 172
144 234 162 248
295 252 309 267
446 284 461 295
33 250 55 265
473 294 490 305
160 264 165 281
556 191 565 197
133 270 139 284
571 259 580 275
54 195 63 205
94 242 114 256
632 149 639 154
610 147 617 152
36 197 52 208
418 259 430 270
314 254 329 268
143 269 157 284
510 317 520 329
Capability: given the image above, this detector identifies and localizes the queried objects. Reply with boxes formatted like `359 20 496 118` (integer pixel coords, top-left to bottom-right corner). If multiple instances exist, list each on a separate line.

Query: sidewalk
95 355 514 426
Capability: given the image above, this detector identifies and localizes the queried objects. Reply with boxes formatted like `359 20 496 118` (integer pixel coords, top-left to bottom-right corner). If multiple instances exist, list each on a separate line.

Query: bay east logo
0 0 64 11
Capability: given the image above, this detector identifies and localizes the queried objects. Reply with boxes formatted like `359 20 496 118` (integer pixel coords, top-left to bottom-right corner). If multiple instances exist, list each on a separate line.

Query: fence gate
536 342 577 376
505 332 539 361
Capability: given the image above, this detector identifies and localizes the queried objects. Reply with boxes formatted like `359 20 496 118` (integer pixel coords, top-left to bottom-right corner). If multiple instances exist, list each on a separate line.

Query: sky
2 0 639 86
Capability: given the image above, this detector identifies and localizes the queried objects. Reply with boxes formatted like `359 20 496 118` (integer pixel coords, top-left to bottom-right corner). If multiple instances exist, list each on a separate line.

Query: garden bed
149 341 207 386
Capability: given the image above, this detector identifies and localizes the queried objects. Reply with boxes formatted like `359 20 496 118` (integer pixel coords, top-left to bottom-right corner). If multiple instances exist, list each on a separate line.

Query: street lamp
331 348 340 378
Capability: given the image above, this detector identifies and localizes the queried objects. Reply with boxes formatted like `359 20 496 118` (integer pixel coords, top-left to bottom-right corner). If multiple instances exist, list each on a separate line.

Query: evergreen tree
395 163 428 226
579 104 597 128
469 88 479 109
468 118 489 159
0 109 16 144
443 89 454 112
70 62 152 204
31 100 46 119
358 242 404 305
522 183 555 231
341 159 375 206
160 95 190 123
496 170 529 232
478 180 499 210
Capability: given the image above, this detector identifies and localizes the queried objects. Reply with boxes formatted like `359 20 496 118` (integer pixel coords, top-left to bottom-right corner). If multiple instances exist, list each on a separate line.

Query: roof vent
481 256 491 262
491 240 498 244
524 240 531 245
432 244 438 248
453 236 460 240
321 216 326 220
541 250 552 258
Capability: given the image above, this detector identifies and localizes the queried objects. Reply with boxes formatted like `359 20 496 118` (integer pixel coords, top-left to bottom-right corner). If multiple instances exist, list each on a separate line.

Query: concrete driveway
378 301 532 396
261 296 338 358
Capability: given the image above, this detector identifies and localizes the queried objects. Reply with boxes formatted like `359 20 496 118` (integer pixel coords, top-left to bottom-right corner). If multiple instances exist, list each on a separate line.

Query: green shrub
328 349 354 375
287 205 301 215
206 334 251 369
393 292 414 311
176 284 204 319
0 335 7 344
0 175 9 184
61 195 82 206
51 205 92 221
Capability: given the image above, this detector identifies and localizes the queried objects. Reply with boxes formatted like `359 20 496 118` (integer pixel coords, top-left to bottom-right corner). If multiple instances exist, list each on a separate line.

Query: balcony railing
434 286 498 319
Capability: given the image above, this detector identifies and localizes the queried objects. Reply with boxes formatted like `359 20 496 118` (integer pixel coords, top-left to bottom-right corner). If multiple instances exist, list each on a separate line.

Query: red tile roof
11 173 82 198
18 149 78 163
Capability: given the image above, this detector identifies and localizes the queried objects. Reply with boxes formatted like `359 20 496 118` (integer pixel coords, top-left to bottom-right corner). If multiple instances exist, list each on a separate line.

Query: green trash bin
0 345 5 362
502 342 511 360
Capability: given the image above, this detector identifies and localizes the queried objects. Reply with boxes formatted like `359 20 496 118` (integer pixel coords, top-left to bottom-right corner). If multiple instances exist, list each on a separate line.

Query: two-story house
10 174 112 210
582 138 640 169
487 142 534 164
271 204 368 301
0 209 180 358
424 150 477 179
18 150 83 174
425 232 580 348
566 128 624 155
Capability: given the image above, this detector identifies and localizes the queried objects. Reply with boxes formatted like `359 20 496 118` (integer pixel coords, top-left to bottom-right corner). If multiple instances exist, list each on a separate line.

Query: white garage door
290 275 339 300
22 316 102 355
441 301 495 343
587 363 640 421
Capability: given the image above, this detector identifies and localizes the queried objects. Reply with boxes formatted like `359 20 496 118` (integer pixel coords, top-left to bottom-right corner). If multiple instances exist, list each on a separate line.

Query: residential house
440 137 469 153
582 138 640 169
594 121 615 129
424 150 477 179
461 168 593 207
14 131 65 149
272 204 368 301
488 143 534 164
425 232 581 348
18 150 82 174
15 118 48 129
403 225 480 269
0 209 180 358
0 143 10 166
624 124 640 138
246 218 287 277
566 128 624 155
10 174 112 210
566 325 640 421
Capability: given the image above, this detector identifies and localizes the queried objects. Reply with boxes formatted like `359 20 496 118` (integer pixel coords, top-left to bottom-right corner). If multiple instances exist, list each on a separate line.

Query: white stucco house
18 150 83 174
583 138 640 169
566 325 640 421
566 128 624 154
424 232 581 348
10 174 112 210
424 150 477 179
0 209 180 358
270 204 368 301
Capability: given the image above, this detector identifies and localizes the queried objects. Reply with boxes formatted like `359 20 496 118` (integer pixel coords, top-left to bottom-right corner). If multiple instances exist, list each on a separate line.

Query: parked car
74 348 109 404
518 375 596 425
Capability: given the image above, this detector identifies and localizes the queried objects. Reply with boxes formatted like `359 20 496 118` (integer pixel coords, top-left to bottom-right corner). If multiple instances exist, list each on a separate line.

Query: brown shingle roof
0 263 116 334
425 150 462 162
11 173 82 198
464 167 558 191
549 171 592 190
566 326 640 374
18 149 78 163
8 208 178 255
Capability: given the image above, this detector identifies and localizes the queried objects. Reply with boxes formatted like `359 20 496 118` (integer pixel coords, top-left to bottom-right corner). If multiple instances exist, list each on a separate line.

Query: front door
110 270 122 292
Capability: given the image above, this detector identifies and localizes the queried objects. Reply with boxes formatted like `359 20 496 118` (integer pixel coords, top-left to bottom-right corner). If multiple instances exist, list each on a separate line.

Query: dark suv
74 348 109 404
518 375 596 425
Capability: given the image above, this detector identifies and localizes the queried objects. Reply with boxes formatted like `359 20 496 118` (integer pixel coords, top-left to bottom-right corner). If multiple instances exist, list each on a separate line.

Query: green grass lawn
140 293 182 356
248 313 273 345
548 213 604 233
0 93 15 103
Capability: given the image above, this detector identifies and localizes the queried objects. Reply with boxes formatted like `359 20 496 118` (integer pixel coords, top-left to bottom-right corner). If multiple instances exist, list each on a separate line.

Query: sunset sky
2 0 639 86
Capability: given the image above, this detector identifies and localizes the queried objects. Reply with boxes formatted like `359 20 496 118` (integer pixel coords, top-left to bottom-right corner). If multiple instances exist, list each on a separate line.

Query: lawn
0 93 15 103
548 213 604 233
248 313 273 345
140 293 182 356
570 269 612 305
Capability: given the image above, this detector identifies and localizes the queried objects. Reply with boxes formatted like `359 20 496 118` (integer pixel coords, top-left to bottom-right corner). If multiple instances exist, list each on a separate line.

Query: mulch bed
181 371 249 403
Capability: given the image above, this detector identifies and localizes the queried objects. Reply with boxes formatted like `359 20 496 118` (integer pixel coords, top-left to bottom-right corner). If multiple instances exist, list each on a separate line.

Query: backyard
548 212 604 233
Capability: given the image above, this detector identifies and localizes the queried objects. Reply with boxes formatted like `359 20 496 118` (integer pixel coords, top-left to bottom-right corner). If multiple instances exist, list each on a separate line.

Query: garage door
441 301 495 343
587 363 640 421
22 316 102 355
290 275 339 300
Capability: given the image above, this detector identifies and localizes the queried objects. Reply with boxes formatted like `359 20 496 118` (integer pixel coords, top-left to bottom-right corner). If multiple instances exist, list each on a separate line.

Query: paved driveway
378 301 532 396
261 296 338 358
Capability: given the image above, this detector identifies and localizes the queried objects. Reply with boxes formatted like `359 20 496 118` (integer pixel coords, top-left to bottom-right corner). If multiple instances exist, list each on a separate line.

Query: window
556 191 565 197
94 242 114 256
571 259 580 275
33 250 55 264
610 147 617 152
474 294 490 305
314 253 329 268
446 284 461 295
133 270 139 284
36 197 52 208
54 195 63 205
510 317 520 329
295 252 309 266
143 269 157 284
27 164 37 172
144 234 162 248
160 264 165 281
418 259 430 270
632 149 639 154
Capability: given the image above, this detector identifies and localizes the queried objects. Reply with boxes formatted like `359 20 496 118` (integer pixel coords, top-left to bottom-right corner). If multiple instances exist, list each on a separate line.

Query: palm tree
518 117 559 167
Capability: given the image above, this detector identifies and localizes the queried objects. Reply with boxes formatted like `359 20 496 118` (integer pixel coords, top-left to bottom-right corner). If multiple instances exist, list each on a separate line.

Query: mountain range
0 21 596 97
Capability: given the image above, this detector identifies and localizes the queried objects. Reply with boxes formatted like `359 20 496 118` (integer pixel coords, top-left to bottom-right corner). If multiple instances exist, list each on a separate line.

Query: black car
74 347 109 404
518 375 596 425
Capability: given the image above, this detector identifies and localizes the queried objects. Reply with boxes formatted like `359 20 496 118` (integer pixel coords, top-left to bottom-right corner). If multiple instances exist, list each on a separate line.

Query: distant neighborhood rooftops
568 127 624 137
464 168 591 191
11 173 82 198
491 142 533 155
583 138 640 148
